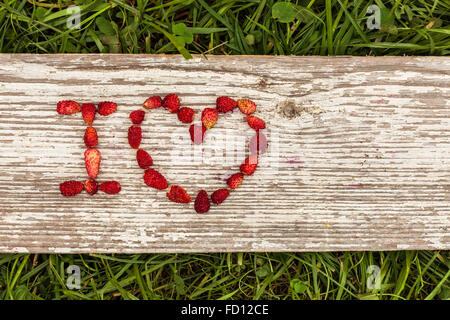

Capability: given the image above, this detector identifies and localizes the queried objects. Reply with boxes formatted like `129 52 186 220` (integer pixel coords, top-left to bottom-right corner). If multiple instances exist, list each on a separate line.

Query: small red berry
167 185 191 203
249 132 268 155
237 99 257 115
85 148 101 179
84 179 98 195
60 180 83 197
136 149 153 169
143 96 162 109
57 100 81 115
247 115 266 131
143 168 168 190
227 173 243 190
216 96 237 113
201 108 219 130
177 107 195 124
97 101 117 116
99 181 121 194
162 94 180 113
128 125 142 149
84 126 98 148
81 103 96 124
240 155 258 176
194 190 210 213
211 189 230 205
130 110 146 124
189 124 206 145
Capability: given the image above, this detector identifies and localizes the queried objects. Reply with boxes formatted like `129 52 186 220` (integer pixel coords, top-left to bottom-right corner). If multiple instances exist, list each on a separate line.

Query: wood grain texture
0 54 449 253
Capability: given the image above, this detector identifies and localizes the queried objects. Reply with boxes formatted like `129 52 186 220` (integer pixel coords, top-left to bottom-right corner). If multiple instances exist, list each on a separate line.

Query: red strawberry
167 185 191 203
81 103 97 124
247 115 266 131
98 101 117 116
143 96 162 109
81 103 96 124
227 173 243 190
85 148 101 179
137 149 153 169
59 180 83 197
57 100 81 115
201 108 218 130
189 124 206 145
84 126 98 148
240 155 258 175
128 125 142 149
130 110 145 124
211 189 230 205
162 94 180 113
84 179 98 195
249 132 268 155
177 107 195 124
143 168 168 190
216 96 237 113
237 99 257 115
99 181 121 194
194 190 210 213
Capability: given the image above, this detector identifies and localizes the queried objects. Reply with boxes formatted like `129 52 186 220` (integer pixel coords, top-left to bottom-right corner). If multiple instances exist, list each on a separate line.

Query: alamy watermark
66 265 81 290
366 5 381 30
366 265 381 290
66 5 81 30
168 126 279 173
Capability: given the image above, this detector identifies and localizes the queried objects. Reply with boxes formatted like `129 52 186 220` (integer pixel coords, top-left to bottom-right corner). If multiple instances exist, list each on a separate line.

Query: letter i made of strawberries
57 100 121 196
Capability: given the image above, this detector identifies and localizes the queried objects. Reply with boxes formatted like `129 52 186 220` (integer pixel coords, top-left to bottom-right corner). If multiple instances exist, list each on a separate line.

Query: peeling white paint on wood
0 54 449 253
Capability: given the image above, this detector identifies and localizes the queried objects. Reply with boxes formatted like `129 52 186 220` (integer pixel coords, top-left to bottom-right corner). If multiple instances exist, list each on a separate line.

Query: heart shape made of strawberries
127 94 268 214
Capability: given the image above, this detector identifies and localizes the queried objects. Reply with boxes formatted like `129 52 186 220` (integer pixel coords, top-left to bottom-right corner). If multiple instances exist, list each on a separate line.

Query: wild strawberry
84 179 98 195
85 148 101 179
130 110 145 124
84 126 98 148
98 101 117 116
81 103 96 124
216 96 237 113
128 125 142 149
201 108 218 130
143 96 162 109
99 181 121 194
189 124 206 145
143 168 168 190
237 99 257 115
162 94 180 113
211 189 230 205
194 190 210 213
137 149 153 169
57 100 81 115
227 173 243 190
167 185 191 203
60 180 83 197
249 132 268 155
177 107 195 124
247 115 266 131
240 155 258 175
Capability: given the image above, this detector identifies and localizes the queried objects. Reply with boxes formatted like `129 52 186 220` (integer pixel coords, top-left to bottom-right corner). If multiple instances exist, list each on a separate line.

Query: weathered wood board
0 54 448 253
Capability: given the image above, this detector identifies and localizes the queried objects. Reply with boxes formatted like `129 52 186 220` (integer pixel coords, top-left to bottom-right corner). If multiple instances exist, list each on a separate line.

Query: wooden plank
0 54 449 253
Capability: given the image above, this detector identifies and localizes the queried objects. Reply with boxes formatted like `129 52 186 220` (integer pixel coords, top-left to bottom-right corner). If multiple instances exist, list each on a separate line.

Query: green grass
0 252 449 299
0 0 449 300
0 0 448 55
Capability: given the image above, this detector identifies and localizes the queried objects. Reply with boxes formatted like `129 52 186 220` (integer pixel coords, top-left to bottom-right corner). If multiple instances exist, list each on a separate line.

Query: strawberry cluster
130 94 268 214
57 100 121 196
